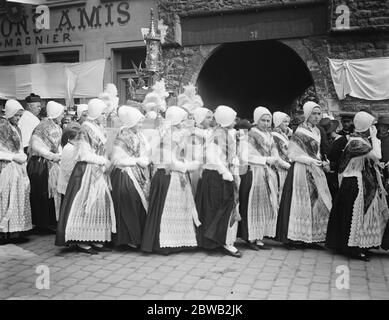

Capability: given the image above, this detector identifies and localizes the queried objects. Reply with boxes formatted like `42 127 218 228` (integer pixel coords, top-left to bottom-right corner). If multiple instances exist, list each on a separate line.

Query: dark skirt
55 161 87 246
382 222 389 250
141 169 171 253
27 156 56 230
195 169 234 249
0 230 31 241
110 167 146 247
325 177 366 255
326 172 339 201
274 163 298 244
382 172 389 250
238 169 252 241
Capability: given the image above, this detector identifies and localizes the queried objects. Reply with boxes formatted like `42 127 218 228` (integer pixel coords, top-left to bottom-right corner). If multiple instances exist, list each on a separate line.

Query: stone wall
158 0 389 115
331 0 389 30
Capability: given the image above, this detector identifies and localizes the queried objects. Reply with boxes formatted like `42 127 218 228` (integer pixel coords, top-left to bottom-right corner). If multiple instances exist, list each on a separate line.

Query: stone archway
195 39 316 120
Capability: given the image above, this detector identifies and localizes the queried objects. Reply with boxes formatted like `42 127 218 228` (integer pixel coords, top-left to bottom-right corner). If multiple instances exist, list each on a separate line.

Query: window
43 51 79 63
0 54 31 66
113 47 146 104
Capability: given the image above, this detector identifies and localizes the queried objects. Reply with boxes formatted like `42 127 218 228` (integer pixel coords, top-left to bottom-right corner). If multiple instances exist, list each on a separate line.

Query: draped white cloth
329 57 389 100
0 59 105 100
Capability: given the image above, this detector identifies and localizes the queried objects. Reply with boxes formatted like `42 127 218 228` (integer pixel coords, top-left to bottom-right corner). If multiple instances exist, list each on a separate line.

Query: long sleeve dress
27 118 62 229
195 127 240 249
55 120 115 246
275 123 332 244
141 126 201 253
0 118 32 240
326 134 389 254
239 127 279 242
110 127 151 247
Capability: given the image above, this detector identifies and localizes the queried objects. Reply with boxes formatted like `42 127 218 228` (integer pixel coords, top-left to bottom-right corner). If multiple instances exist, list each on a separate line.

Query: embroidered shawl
272 128 290 163
76 120 106 156
291 124 321 161
339 135 378 214
0 118 22 154
32 118 62 153
114 127 150 201
249 127 276 158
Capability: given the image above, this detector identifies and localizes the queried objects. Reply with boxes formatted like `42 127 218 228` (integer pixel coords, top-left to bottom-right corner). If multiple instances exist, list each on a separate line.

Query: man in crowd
18 93 42 154
337 112 354 136
377 115 389 164
376 115 389 199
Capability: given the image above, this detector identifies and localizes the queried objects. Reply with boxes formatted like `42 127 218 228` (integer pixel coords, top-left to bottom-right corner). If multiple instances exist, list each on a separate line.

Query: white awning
0 59 106 101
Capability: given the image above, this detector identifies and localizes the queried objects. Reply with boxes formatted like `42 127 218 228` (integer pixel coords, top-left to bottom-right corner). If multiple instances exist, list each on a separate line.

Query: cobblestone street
1 235 389 300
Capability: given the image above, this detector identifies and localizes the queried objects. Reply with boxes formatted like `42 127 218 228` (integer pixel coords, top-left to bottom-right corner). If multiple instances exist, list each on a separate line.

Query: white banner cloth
329 57 389 100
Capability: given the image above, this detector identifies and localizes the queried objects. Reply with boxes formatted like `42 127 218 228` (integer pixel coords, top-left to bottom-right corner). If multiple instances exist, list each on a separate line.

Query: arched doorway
196 40 314 120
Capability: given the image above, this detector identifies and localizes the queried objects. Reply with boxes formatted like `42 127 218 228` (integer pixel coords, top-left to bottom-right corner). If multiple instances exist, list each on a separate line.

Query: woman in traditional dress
141 106 201 255
0 100 32 244
239 107 279 251
27 101 64 234
55 98 115 255
196 105 242 258
275 101 332 249
326 111 389 261
183 107 214 196
272 112 292 197
110 106 151 249
76 104 88 125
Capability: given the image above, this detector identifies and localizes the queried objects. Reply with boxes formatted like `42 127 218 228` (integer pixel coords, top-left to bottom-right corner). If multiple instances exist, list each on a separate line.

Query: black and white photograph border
1 0 389 304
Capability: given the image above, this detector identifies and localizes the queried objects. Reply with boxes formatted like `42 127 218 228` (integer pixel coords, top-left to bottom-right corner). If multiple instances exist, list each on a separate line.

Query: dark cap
25 93 41 103
236 119 252 130
377 115 389 126
290 115 304 126
339 112 355 120
319 118 339 135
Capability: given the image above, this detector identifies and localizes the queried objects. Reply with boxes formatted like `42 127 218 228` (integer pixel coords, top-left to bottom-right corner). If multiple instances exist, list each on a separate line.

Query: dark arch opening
197 40 314 121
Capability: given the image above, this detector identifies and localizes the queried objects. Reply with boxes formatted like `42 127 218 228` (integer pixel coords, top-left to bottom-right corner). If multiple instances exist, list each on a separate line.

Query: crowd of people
1 83 389 262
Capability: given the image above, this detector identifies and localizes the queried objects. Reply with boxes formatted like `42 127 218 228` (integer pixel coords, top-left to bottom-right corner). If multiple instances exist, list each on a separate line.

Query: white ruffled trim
247 165 279 241
348 176 389 248
287 163 331 243
159 172 199 248
65 164 115 243
0 162 32 233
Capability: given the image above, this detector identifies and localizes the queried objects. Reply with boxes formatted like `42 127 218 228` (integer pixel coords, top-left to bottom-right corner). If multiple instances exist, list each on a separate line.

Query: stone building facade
0 0 388 118
157 0 389 117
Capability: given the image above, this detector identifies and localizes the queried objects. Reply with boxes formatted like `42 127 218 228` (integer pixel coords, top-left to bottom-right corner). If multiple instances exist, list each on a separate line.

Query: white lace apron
159 171 201 248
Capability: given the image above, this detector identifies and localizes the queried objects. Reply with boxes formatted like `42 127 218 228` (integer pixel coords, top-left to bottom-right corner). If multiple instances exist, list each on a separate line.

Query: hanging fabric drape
329 57 389 101
0 59 106 100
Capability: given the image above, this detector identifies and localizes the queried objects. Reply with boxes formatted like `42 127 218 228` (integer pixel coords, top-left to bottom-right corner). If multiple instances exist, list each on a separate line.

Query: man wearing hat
319 117 341 153
377 115 389 203
377 115 389 164
18 93 42 154
319 117 341 198
326 115 352 202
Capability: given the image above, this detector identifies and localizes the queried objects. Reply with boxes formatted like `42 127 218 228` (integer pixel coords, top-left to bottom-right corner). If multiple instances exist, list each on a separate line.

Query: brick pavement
1 235 389 300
